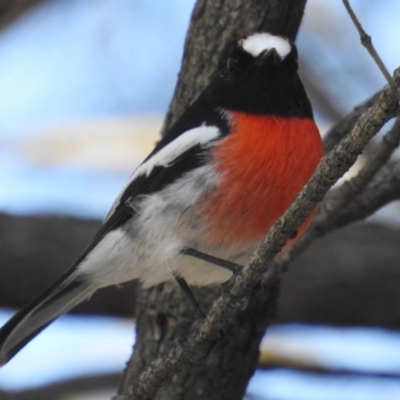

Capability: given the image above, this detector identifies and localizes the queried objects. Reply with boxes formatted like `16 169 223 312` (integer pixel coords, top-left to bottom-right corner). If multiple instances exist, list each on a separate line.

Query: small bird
0 32 323 366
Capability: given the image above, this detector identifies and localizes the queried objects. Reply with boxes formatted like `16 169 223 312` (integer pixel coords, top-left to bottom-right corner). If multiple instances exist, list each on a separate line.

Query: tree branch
270 84 400 278
128 68 400 400
342 0 400 98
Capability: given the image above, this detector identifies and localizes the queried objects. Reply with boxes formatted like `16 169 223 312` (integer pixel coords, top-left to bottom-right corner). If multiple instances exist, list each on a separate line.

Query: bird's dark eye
227 56 238 71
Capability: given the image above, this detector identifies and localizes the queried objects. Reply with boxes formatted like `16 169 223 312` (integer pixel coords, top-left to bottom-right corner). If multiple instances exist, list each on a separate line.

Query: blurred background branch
0 0 43 29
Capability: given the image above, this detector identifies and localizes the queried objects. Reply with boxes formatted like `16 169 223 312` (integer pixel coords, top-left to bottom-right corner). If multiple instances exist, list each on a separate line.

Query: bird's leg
174 275 205 319
180 247 243 275
180 247 248 310
174 275 215 361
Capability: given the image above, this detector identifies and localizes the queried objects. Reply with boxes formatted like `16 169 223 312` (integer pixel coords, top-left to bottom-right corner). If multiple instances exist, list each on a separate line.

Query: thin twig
342 0 400 99
129 68 400 400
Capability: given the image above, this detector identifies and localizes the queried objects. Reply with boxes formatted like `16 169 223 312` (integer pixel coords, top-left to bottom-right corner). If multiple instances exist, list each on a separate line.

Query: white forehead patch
241 33 291 59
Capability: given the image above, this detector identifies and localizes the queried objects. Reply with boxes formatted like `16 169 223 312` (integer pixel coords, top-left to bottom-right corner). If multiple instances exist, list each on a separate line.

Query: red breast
201 112 324 245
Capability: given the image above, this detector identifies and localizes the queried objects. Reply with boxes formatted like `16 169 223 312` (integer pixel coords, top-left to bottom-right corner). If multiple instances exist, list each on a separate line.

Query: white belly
77 165 257 289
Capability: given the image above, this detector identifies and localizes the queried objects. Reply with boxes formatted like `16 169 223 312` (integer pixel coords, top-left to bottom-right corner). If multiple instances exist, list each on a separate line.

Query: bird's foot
221 281 250 310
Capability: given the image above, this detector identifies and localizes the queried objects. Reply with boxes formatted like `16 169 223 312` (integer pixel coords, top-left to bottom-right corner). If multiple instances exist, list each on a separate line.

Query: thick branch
129 66 400 400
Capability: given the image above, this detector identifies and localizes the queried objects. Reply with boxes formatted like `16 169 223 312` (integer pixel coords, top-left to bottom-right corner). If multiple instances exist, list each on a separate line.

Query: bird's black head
205 32 313 119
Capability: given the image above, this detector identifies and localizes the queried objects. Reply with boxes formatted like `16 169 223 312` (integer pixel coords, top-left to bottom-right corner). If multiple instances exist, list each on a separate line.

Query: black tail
0 270 93 366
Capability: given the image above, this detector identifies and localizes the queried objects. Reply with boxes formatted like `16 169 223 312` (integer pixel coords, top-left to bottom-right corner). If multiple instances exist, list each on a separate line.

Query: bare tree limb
127 66 400 400
342 0 400 98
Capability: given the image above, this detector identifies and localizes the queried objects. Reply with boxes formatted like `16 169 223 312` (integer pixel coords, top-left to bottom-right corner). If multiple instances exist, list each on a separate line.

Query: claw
221 283 249 310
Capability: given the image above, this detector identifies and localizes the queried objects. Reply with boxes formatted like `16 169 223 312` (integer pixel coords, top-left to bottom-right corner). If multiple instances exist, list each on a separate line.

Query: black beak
255 48 281 66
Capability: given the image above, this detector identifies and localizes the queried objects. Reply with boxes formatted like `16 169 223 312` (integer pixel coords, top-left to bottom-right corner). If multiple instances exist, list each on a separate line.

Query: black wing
74 94 230 264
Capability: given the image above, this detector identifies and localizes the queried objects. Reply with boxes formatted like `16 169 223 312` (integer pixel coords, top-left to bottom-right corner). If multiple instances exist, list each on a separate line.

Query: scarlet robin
0 32 323 366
